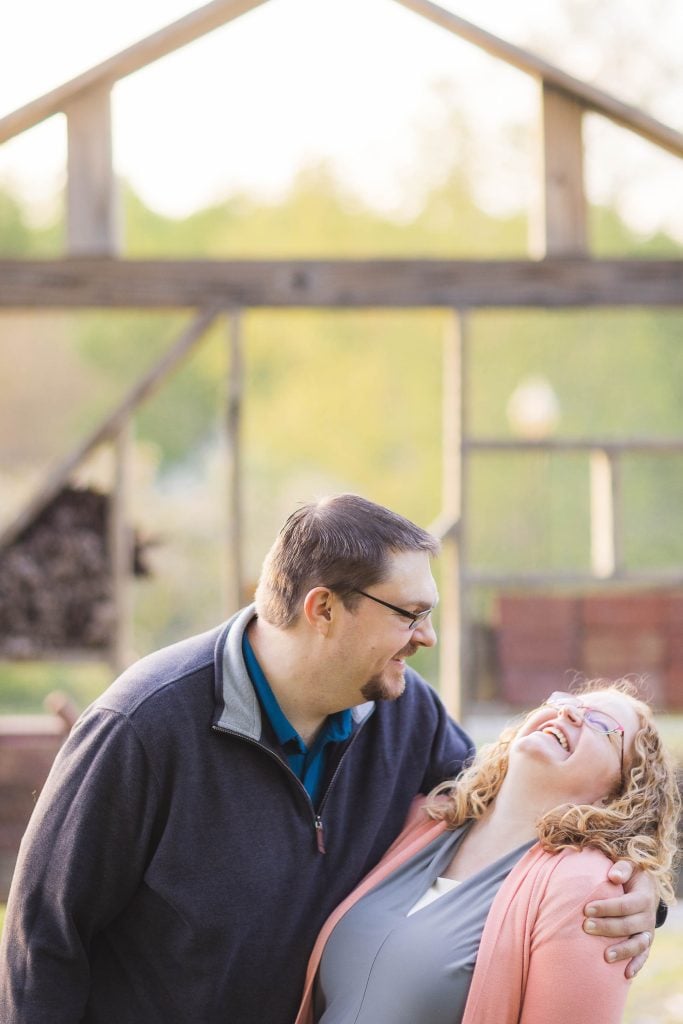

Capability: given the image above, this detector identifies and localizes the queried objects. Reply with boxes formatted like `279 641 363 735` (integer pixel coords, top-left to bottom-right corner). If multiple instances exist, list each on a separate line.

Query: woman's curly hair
427 679 681 904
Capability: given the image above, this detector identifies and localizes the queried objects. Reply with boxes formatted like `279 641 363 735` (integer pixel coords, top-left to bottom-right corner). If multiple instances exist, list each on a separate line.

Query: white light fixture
506 375 560 439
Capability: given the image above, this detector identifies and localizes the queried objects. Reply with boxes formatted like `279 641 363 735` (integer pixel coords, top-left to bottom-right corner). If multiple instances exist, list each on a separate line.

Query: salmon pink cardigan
295 800 630 1024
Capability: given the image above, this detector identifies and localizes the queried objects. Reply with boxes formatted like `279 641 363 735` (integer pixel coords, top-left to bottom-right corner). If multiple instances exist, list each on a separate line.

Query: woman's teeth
541 726 569 751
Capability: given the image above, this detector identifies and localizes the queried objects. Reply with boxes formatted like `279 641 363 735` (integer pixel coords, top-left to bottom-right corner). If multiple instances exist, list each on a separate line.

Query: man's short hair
255 494 439 628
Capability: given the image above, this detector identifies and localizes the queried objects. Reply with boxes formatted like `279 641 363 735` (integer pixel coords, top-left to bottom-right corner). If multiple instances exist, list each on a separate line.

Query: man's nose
413 614 437 648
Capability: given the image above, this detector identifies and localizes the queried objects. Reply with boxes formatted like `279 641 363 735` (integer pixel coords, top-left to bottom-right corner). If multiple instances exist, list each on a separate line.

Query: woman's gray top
314 826 534 1024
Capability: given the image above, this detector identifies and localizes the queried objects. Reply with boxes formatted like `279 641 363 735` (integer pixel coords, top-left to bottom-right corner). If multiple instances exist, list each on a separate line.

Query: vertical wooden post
109 419 134 674
532 81 587 257
439 310 467 722
66 85 120 255
225 310 244 614
590 449 621 577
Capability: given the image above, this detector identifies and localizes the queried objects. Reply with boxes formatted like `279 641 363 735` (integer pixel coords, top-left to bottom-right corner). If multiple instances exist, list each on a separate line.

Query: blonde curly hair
427 680 681 904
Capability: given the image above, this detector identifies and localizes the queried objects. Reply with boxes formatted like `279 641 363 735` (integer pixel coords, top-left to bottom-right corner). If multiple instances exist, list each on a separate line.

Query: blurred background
1 2 682 1018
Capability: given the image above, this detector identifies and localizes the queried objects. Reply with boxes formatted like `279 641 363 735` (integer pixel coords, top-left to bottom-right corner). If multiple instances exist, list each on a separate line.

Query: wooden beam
466 569 683 587
590 449 623 579
466 438 683 453
537 83 587 257
0 307 219 552
391 0 683 159
66 87 119 256
0 259 681 308
0 0 272 144
438 311 467 721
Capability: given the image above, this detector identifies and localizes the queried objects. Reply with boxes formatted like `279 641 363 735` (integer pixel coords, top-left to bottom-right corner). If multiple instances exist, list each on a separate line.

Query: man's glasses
542 691 625 781
352 589 434 631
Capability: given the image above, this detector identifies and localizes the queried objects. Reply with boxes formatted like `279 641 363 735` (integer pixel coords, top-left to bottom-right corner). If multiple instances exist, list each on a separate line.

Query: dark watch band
655 900 668 929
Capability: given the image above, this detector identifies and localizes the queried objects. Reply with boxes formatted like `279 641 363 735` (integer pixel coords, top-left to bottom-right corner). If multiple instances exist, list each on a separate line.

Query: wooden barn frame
1 0 682 718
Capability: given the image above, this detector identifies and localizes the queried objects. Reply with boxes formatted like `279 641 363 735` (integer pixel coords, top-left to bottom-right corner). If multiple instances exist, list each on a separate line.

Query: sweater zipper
212 725 325 850
213 711 372 855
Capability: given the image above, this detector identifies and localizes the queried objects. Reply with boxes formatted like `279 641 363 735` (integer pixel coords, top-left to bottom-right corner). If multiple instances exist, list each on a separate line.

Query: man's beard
360 642 418 702
360 671 406 702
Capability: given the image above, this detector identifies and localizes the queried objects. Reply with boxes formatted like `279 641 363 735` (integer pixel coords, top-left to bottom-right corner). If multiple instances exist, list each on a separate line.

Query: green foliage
0 161 682 675
0 191 33 255
73 310 225 467
0 190 62 255
0 662 110 714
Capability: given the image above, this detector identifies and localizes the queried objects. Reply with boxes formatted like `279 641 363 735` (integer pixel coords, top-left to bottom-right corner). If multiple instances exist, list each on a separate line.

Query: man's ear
302 587 336 633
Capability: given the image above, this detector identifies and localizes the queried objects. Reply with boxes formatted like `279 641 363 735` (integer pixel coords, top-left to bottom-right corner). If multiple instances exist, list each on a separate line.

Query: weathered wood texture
0 0 272 144
590 450 622 578
538 84 587 257
437 312 467 720
0 259 682 308
66 86 119 256
392 0 683 159
465 438 683 452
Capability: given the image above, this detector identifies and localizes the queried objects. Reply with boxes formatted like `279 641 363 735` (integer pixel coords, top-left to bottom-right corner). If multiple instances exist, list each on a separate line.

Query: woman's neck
442 778 540 882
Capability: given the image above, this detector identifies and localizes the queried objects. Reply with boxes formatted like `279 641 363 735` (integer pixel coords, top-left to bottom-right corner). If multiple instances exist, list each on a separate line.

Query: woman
296 682 680 1024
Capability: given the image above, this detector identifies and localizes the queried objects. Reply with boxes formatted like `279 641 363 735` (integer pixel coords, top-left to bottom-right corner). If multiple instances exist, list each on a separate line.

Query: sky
1 0 682 238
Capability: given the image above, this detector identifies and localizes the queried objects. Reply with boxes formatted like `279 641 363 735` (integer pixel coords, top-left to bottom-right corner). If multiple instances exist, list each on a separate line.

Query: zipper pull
314 816 326 854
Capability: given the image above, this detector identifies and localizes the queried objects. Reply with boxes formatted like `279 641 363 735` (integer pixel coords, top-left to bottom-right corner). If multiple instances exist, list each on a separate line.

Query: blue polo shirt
242 630 353 805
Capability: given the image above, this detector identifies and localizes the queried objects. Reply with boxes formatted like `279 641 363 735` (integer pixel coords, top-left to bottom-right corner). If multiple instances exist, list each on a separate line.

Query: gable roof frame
0 0 681 267
1 2 682 710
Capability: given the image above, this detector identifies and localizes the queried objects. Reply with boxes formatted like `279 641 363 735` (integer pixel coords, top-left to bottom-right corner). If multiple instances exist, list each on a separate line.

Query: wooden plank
466 438 683 453
538 84 587 257
466 569 683 587
590 450 617 578
437 311 467 720
391 0 683 159
66 87 119 256
0 307 219 552
0 259 682 308
0 0 272 144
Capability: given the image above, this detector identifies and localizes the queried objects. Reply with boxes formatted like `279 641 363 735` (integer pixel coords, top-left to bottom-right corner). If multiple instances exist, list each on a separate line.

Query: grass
624 903 683 1023
0 661 110 715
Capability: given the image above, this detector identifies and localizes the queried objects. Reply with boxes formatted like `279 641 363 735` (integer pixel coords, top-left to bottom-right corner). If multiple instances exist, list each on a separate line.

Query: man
0 494 657 1024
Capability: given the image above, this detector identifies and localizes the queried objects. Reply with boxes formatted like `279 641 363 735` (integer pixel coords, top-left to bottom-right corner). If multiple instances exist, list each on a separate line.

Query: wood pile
0 486 152 658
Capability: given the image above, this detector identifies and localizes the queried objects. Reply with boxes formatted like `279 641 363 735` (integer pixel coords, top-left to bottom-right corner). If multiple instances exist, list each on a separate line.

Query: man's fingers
607 859 634 884
584 914 651 938
601 931 652 976
624 949 650 980
584 927 651 963
584 893 649 919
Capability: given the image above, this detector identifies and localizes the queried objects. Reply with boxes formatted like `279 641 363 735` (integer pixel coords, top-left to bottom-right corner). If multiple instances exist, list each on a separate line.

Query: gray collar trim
215 604 376 739
216 604 262 739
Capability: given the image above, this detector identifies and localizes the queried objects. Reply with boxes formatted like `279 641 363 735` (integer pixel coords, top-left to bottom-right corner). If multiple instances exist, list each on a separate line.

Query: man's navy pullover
0 606 474 1024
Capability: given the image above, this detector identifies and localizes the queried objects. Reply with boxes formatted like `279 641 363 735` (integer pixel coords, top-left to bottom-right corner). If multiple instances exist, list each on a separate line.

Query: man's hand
583 861 658 979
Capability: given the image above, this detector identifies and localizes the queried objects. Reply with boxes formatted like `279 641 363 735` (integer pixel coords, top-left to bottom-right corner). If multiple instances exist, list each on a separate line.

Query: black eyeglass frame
542 691 625 783
351 588 434 631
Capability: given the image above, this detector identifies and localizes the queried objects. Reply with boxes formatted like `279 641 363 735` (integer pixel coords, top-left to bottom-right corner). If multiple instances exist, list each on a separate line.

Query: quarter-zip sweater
0 606 474 1024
